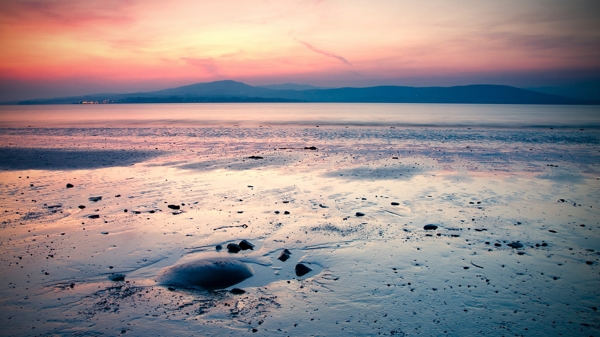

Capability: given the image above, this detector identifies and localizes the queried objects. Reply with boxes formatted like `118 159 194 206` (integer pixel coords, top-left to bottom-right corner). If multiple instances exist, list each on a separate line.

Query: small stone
167 286 175 291
227 243 242 253
278 249 292 262
295 263 312 277
88 214 100 219
586 261 594 265
494 243 502 247
284 211 290 215
391 202 400 206
230 288 246 295
238 240 254 250
88 196 102 202
507 242 523 249
66 183 74 188
215 245 222 252
109 273 125 281
167 204 180 210
356 212 365 217
78 205 85 209
423 224 438 230
248 156 263 159
101 231 109 235
274 211 280 214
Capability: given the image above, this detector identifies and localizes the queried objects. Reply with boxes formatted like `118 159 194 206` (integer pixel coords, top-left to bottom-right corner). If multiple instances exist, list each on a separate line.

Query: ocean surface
0 103 599 336
0 103 599 128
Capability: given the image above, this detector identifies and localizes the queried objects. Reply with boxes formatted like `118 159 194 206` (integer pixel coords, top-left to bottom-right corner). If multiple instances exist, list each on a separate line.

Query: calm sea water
0 103 599 128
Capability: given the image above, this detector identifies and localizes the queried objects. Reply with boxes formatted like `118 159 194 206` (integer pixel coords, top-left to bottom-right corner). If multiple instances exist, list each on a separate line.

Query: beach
0 105 599 336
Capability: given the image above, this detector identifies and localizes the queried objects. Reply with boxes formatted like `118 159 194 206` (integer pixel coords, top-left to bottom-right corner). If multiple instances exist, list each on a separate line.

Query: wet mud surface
0 126 599 336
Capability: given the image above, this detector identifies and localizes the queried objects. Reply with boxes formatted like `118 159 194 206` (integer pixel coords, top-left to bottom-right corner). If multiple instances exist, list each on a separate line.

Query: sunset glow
1 0 599 100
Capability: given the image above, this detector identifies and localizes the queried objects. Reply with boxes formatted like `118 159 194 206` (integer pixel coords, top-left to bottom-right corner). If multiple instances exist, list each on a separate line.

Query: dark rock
167 286 175 291
284 211 290 215
238 240 254 250
109 273 125 282
391 202 400 206
123 209 128 212
230 288 246 295
586 261 594 265
167 204 180 210
216 245 222 252
88 196 102 202
423 224 438 230
541 242 548 247
548 229 557 233
227 243 242 253
274 211 280 214
101 231 109 235
304 146 317 150
78 205 86 209
88 214 100 219
66 183 74 188
494 243 502 247
278 249 292 262
507 242 523 249
356 212 365 217
248 156 263 159
295 263 312 277
319 204 329 208
115 194 121 197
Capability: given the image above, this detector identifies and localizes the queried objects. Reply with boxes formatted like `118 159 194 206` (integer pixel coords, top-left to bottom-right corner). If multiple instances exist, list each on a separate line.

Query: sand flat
0 126 599 336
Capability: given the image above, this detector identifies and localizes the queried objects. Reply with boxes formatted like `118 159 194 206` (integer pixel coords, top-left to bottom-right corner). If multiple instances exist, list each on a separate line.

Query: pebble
507 242 523 249
356 212 365 217
227 243 242 253
167 205 180 210
230 288 246 294
88 196 102 202
88 214 100 219
423 224 438 230
215 245 222 252
278 249 292 262
295 263 312 277
238 240 254 250
391 202 400 206
109 273 125 281
78 205 85 209
66 183 74 188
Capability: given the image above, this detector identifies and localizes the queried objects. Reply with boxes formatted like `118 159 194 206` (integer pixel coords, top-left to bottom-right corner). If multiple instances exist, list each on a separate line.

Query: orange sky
1 0 599 100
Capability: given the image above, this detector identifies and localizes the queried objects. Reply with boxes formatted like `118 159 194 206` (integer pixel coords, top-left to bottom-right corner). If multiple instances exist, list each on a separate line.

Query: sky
0 0 599 101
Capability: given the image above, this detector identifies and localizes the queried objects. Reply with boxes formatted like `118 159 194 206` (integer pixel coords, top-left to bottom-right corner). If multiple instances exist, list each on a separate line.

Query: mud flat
0 126 599 336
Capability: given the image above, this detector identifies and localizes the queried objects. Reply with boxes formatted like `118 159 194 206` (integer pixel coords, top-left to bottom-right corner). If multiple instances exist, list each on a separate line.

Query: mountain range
11 80 597 105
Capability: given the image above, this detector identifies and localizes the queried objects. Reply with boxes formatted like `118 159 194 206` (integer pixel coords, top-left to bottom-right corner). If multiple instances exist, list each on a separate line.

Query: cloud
294 38 351 65
181 57 220 75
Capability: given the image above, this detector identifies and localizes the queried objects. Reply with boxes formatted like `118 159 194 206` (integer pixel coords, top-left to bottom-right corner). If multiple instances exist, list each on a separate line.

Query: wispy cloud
181 57 219 75
294 38 351 65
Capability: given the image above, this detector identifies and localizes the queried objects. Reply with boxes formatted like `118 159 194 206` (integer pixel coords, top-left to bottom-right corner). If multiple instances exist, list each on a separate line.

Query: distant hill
257 83 325 91
13 80 595 105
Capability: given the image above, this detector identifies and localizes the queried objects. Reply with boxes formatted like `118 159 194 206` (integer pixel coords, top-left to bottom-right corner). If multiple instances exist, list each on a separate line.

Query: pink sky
1 0 599 101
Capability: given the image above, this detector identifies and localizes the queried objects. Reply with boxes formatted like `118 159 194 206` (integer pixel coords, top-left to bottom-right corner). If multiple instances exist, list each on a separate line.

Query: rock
216 245 222 252
78 205 86 209
356 212 365 217
391 202 400 206
227 243 242 253
167 204 180 210
319 204 329 208
507 242 523 249
278 249 292 262
586 261 594 265
248 156 263 159
88 214 100 219
238 240 254 250
295 263 312 277
304 146 317 150
156 259 253 290
101 231 109 234
109 273 125 281
274 211 280 214
284 211 290 215
423 224 438 230
88 196 102 202
230 288 246 294
66 183 74 188
494 243 502 247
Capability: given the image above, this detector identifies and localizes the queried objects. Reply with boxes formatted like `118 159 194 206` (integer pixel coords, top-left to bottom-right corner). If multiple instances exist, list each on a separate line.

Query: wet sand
0 126 599 336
